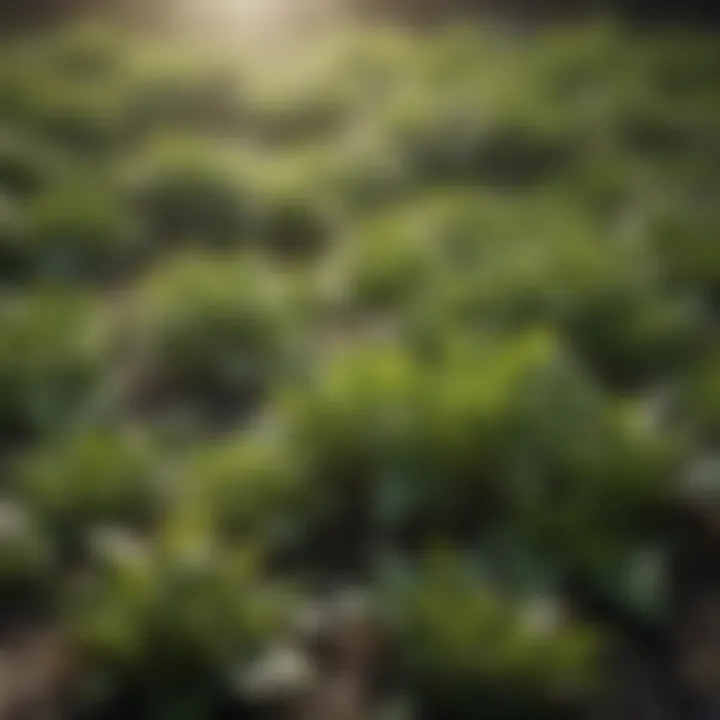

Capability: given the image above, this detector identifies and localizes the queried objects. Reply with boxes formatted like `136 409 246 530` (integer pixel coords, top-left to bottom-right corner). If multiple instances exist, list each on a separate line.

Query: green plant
0 22 717 720
17 76 125 154
0 128 64 197
183 430 303 545
66 532 294 715
0 501 50 586
388 555 602 720
0 291 102 442
15 430 162 552
22 181 140 281
125 137 258 245
116 253 304 414
123 49 246 137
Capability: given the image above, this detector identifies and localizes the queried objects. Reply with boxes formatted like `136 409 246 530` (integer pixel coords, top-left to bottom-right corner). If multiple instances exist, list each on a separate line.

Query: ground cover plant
0 19 719 720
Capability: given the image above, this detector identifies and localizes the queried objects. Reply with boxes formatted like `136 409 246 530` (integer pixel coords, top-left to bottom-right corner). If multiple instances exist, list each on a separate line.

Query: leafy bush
343 193 467 311
682 349 720 441
280 330 676 562
0 127 64 197
0 291 102 442
651 199 720 302
115 253 305 415
246 70 355 146
564 281 706 388
0 192 27 280
14 430 162 554
379 75 573 186
0 501 50 587
66 534 294 715
388 556 602 720
251 151 339 258
319 129 413 211
20 181 140 281
183 430 304 545
123 50 246 138
40 24 129 82
0 21 717 720
14 75 125 154
125 137 258 245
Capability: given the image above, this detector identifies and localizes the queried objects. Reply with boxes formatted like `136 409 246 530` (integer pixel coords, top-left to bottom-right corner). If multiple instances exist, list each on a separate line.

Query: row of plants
0 19 718 719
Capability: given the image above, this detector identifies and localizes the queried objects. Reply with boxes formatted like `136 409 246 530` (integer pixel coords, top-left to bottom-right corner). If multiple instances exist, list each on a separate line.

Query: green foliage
0 20 718 718
20 181 139 281
15 76 125 154
389 555 602 719
651 199 720 301
249 150 340 257
67 533 294 712
183 430 303 544
0 128 64 197
39 24 129 82
115 253 304 412
123 50 246 137
246 70 354 146
282 331 677 564
14 430 162 549
682 348 720 441
0 192 27 279
125 137 257 245
0 502 50 585
0 291 101 441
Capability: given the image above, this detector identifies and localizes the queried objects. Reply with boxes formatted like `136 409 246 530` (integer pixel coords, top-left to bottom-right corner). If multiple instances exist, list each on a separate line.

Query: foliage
0 290 102 442
19 181 140 281
0 19 717 719
113 252 306 415
386 555 602 719
124 136 258 245
14 430 162 554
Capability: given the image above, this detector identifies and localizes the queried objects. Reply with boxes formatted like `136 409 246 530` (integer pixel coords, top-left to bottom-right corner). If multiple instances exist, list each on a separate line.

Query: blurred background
0 1 719 719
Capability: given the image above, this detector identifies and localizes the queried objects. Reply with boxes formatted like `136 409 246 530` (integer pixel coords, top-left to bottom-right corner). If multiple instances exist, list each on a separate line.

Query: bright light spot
172 0 349 44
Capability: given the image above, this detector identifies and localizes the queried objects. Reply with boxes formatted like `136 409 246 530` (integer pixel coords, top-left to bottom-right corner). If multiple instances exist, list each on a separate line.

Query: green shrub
682 350 720 441
0 128 63 197
343 193 471 311
17 76 125 154
41 24 128 81
388 556 602 720
346 224 438 311
246 71 355 146
564 283 706 389
347 193 628 347
0 192 27 280
116 253 304 414
281 330 676 564
425 333 676 554
183 430 304 546
0 501 50 586
0 22 716 720
125 138 257 245
251 151 339 258
67 533 294 713
123 50 246 137
14 430 162 551
651 200 720 301
21 181 140 281
0 290 102 442
281 341 428 486
355 193 705 389
318 129 413 211
381 79 573 186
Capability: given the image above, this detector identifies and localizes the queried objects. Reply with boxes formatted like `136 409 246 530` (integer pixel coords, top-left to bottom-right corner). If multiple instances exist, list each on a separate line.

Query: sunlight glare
173 0 348 43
